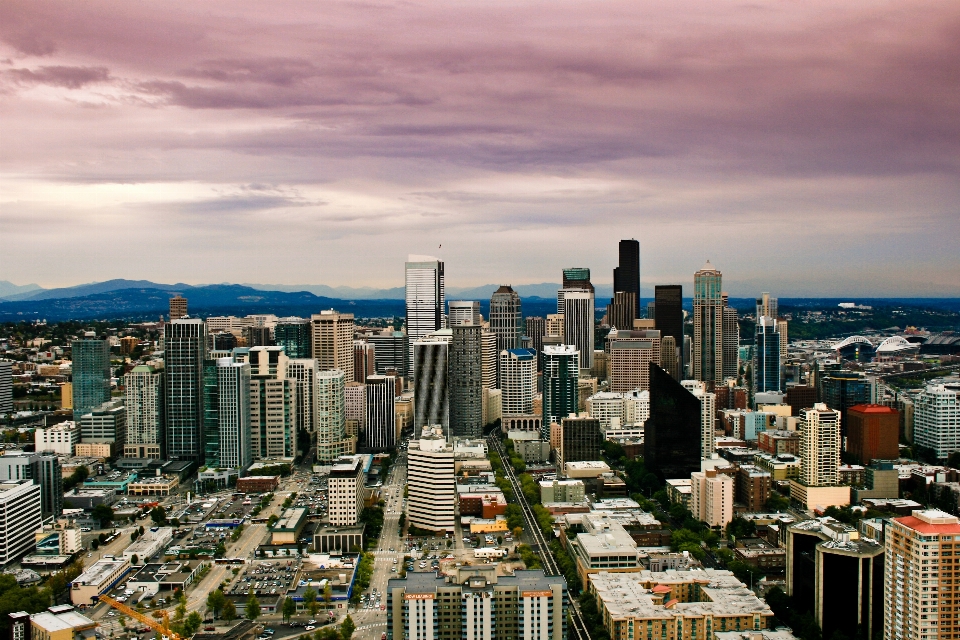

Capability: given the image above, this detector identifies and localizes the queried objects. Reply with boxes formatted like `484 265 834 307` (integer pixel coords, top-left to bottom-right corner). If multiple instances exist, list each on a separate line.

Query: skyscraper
693 261 723 385
613 238 641 317
165 318 207 463
407 426 456 533
369 331 409 377
274 317 312 358
0 361 11 413
754 316 782 394
217 357 252 470
654 285 683 372
607 329 661 393
447 300 480 327
644 363 702 479
480 331 497 390
202 358 220 466
449 325 483 438
71 333 111 421
659 336 679 379
799 404 841 487
316 369 354 462
563 290 595 369
681 379 717 458
286 358 318 439
311 310 355 381
248 346 298 460
169 295 188 320
413 330 451 435
558 267 594 313
605 291 636 332
721 297 739 381
541 345 579 439
365 375 397 451
500 349 536 416
524 316 545 371
405 255 445 360
489 285 522 353
756 292 778 321
914 384 960 459
353 340 375 383
123 365 164 459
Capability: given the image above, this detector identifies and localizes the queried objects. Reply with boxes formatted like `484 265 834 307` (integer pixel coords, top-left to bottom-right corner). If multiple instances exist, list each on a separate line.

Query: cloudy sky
1 0 958 296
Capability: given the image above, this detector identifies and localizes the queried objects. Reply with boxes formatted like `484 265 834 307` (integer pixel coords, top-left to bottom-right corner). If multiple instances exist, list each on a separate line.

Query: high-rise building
80 400 126 454
386 567 567 640
353 340 375 383
365 375 397 451
541 345 579 439
449 325 483 438
244 326 273 348
754 316 782 394
554 415 601 470
316 370 354 463
216 357 252 470
524 316 545 371
328 455 366 526
721 298 739 381
369 331 409 377
756 292 778 321
646 300 656 320
123 365 164 459
821 372 877 435
71 333 111 421
690 469 734 528
914 384 960 460
480 331 497 390
489 286 522 355
169 295 188 320
500 349 536 416
405 255 445 362
659 336 679 379
846 404 900 464
407 426 456 533
645 364 702 479
693 261 723 385
613 238 641 318
247 347 297 460
202 358 220 466
286 358 319 439
654 285 683 367
0 360 12 413
607 329 661 392
799 404 841 487
413 331 451 435
0 480 42 563
34 421 80 456
0 452 63 518
885 509 960 640
447 300 480 327
345 382 366 438
563 290 595 370
165 318 207 463
605 291 636 332
311 310 355 381
274 317 312 358
681 379 717 458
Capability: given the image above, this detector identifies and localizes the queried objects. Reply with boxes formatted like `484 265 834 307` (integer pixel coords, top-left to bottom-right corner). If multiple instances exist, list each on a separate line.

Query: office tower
480 331 497 390
885 509 960 640
123 365 164 459
821 372 877 435
500 349 536 416
216 357 251 469
847 404 900 464
386 567 567 640
605 291 636 332
71 333 111 421
545 313 564 338
365 375 397 451
405 255 445 362
248 346 297 460
407 426 456 533
353 340 375 383
563 290 595 369
447 300 480 327
202 358 220 466
0 480 42 563
654 285 683 352
754 316 782 394
737 465 772 511
693 261 723 385
778 319 789 360
562 267 594 292
316 369 354 463
799 404 841 487
169 295 188 320
165 318 207 463
449 325 483 438
413 331 451 435
80 400 126 450
554 415 601 470
659 336 679 379
756 292 778 321
369 331 409 377
286 358 318 440
690 469 734 528
646 301 656 320
0 361 12 413
607 329 661 392
328 455 365 526
311 310 355 381
681 379 717 458
721 298 739 381
489 285 522 353
345 382 366 437
524 316 545 371
541 345 579 439
645 364 701 478
914 384 960 459
274 317 312 358
244 326 273 348
614 238 641 317
0 451 63 518
210 331 237 351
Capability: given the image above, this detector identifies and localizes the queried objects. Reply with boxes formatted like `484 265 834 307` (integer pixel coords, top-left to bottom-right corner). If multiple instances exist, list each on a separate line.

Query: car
87 553 92 557
107 613 116 617
204 627 216 632
307 620 316 625
304 627 315 632
380 605 386 610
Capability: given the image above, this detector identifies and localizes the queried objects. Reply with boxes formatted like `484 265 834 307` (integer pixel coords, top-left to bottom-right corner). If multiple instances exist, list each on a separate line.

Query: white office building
914 384 960 460
407 426 456 533
405 255 445 362
448 301 481 327
0 480 42 564
286 358 319 436
499 349 536 416
35 421 81 456
563 290 595 369
217 357 251 470
328 455 366 527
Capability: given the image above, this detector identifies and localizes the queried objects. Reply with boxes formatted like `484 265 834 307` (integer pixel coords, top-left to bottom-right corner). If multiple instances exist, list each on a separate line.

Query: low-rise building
70 558 131 605
539 479 585 504
757 430 800 456
666 478 692 509
270 508 307 545
22 608 97 640
568 513 641 585
312 525 365 554
34 422 81 456
122 527 174 564
564 460 611 479
126 475 179 496
235 476 279 493
753 453 801 481
736 466 772 512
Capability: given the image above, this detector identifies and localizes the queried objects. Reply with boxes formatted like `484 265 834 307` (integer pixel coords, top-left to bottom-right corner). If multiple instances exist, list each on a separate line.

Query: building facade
70 334 111 421
413 331 451 436
274 317 312 359
365 375 397 451
449 325 483 438
541 345 579 440
645 364 702 479
217 357 252 470
693 262 724 385
328 455 366 527
608 329 661 392
407 427 456 533
405 255 445 362
311 311 355 382
489 285 522 354
124 365 164 459
563 290 595 370
500 349 536 417
914 384 960 460
754 316 782 394
164 318 207 463
448 300 481 327
316 369 354 463
690 469 734 528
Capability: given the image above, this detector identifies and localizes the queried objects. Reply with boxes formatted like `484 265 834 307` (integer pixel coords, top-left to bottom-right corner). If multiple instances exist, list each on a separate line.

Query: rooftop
73 558 128 586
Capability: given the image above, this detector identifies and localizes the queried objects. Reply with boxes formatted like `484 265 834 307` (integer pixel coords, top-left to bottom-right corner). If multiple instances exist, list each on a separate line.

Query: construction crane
99 595 183 640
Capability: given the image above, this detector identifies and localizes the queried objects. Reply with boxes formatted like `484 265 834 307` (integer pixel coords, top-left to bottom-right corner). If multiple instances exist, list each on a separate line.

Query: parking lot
229 559 300 599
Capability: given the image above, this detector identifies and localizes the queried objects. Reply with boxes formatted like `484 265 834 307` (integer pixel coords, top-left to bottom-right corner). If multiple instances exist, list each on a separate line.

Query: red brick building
846 404 900 464
236 475 280 493
757 430 800 455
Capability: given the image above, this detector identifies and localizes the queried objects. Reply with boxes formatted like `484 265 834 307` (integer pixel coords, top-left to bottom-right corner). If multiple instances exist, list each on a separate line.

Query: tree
512 526 523 540
302 586 319 617
151 506 167 526
174 595 187 622
185 611 202 635
281 596 296 623
91 504 114 528
340 615 356 640
222 600 237 622
91 540 99 550
323 583 332 610
131 555 139 565
207 589 227 619
245 592 261 620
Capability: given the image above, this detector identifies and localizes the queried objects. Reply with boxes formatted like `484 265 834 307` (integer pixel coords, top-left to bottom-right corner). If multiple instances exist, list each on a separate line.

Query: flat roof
273 508 308 532
73 559 127 586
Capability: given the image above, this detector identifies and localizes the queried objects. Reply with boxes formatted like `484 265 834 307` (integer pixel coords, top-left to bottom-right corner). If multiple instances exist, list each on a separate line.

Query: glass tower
71 334 110 421
275 318 312 358
541 345 579 440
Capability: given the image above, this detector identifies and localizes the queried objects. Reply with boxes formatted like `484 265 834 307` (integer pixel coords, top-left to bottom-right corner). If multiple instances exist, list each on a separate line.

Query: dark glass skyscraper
71 333 111 421
645 363 702 479
613 238 640 317
275 318 312 358
655 285 684 374
449 325 483 438
165 318 207 463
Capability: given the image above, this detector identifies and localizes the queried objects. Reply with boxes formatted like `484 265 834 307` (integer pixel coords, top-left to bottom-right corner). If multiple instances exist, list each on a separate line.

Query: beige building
169 295 187 320
27 610 97 640
34 422 80 456
70 558 131 605
328 455 366 527
311 310 355 381
126 475 179 496
73 443 112 458
789 403 849 509
608 329 661 393
690 469 734 528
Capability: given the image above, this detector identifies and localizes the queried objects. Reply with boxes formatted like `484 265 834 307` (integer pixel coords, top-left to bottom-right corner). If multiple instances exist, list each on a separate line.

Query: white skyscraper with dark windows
405 255 444 362
563 291 595 370
217 357 251 470
499 349 536 416
365 374 397 451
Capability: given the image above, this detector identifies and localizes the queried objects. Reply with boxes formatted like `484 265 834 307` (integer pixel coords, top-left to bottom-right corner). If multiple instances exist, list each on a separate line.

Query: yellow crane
99 595 183 640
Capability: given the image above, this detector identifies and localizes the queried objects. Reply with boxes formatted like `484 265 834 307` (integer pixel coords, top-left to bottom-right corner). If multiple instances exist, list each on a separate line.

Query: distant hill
0 281 43 300
3 279 194 302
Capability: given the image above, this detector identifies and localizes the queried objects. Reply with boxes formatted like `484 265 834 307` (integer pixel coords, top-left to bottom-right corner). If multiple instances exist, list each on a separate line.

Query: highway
488 435 593 640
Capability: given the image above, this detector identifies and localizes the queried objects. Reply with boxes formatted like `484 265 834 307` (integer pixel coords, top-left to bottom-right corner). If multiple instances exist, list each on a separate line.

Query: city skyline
1 1 959 296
